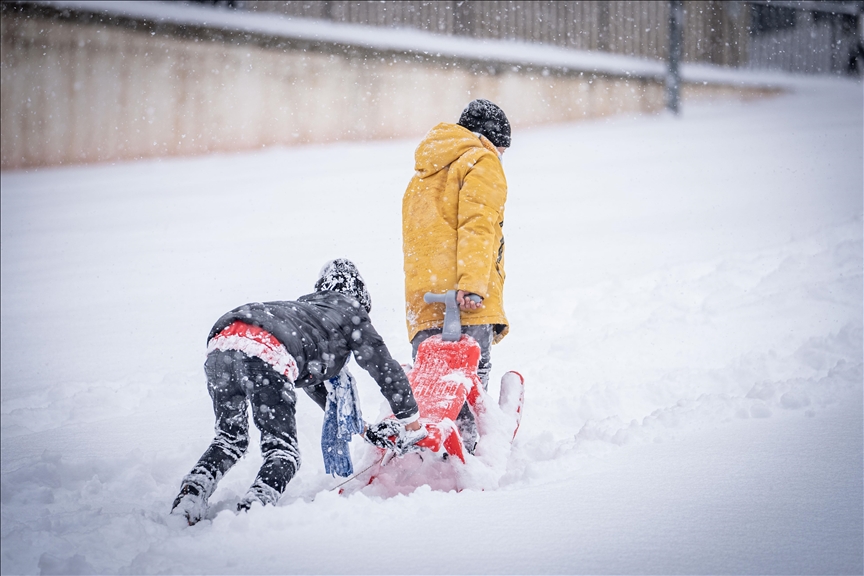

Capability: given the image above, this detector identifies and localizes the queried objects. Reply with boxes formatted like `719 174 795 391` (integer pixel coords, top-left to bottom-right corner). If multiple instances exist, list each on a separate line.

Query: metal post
453 0 473 37
667 0 683 114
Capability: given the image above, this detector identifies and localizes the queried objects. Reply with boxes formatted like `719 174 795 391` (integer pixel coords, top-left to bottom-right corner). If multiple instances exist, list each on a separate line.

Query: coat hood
414 123 497 179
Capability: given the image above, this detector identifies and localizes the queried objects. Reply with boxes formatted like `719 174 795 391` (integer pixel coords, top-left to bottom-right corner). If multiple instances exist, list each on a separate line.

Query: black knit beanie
457 99 511 148
315 259 372 313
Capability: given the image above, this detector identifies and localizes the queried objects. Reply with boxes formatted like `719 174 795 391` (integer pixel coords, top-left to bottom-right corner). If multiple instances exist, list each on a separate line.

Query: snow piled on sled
343 371 520 497
1 78 862 574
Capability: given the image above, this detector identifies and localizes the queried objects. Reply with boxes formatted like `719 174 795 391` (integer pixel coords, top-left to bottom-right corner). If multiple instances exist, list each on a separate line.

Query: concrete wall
0 5 774 170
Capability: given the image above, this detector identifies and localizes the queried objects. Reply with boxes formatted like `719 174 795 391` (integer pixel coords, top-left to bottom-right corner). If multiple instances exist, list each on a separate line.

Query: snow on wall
2 1 789 169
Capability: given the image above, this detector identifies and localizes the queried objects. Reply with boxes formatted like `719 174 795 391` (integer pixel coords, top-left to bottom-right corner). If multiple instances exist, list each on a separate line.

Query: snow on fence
1 1 781 170
247 0 681 63
246 0 863 73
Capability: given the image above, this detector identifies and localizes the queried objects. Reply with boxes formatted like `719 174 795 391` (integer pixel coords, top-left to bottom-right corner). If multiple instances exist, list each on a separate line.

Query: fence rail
241 0 863 73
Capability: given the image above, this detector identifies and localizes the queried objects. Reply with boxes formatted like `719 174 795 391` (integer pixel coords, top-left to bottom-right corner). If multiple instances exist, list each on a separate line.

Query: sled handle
423 291 482 342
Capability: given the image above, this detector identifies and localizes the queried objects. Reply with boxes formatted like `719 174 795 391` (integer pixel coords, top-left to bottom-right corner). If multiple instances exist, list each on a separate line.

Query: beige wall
0 9 772 170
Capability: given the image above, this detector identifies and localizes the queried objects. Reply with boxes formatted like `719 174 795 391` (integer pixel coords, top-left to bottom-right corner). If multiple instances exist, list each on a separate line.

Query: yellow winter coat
402 122 509 344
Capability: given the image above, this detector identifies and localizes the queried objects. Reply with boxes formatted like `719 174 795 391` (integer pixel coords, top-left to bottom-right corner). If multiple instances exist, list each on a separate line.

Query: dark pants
182 350 301 506
411 324 493 453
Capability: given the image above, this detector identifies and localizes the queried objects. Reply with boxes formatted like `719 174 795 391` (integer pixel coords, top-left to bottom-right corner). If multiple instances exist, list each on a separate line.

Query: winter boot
455 403 478 455
171 484 207 526
236 479 281 512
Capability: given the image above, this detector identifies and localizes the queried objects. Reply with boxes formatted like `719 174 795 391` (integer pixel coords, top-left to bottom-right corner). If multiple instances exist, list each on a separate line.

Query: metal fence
233 0 864 74
748 1 862 73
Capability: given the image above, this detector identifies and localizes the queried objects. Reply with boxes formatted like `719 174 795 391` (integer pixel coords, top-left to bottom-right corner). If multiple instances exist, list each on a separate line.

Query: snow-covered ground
1 78 862 575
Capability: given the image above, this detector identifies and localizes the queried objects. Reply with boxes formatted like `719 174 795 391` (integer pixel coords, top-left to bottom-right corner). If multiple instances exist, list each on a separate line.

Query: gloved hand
362 419 401 451
363 419 428 456
394 424 428 455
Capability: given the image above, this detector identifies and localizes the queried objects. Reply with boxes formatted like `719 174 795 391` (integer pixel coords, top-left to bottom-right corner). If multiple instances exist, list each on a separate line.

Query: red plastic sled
387 290 524 463
347 291 523 494
410 333 485 463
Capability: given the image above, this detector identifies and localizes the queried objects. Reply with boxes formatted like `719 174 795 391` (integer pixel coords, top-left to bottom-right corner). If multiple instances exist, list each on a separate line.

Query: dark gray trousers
182 350 301 505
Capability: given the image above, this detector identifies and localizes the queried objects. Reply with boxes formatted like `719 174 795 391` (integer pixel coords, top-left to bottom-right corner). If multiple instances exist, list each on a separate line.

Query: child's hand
456 290 483 311
362 419 400 450
362 418 427 455
395 425 428 455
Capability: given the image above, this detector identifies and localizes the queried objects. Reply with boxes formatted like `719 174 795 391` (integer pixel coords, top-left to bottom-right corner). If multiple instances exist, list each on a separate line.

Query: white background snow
1 77 862 575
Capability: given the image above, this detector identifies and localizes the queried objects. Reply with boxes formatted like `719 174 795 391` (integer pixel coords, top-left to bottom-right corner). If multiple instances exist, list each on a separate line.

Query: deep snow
1 78 862 575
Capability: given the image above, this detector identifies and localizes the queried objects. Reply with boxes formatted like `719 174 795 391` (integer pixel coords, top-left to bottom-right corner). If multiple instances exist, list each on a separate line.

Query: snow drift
1 77 861 574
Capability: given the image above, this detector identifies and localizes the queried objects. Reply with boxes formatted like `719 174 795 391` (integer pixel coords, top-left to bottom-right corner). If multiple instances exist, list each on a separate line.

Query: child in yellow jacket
402 99 511 451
